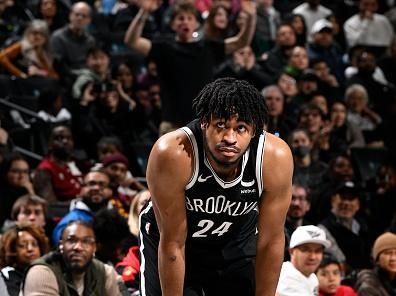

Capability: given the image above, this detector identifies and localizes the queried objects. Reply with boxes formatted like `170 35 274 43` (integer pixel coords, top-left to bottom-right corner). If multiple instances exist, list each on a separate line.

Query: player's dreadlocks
192 78 268 136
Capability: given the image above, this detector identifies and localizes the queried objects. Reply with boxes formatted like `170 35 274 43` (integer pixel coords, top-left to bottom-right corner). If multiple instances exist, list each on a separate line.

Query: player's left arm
255 133 293 296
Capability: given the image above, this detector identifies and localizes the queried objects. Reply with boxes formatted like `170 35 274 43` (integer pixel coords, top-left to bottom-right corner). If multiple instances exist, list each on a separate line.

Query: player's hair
192 78 268 135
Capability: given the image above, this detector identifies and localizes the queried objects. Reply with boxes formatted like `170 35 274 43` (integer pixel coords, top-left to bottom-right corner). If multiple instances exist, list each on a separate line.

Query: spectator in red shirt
33 125 83 202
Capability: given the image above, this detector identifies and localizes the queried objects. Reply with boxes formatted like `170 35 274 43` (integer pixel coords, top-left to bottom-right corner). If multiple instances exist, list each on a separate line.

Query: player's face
203 115 255 168
290 243 324 276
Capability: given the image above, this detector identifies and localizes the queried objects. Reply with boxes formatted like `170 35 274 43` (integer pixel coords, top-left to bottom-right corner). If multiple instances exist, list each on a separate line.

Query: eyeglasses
63 236 95 248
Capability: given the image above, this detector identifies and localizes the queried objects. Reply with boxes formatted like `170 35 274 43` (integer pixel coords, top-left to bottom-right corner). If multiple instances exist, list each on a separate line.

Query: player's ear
201 121 208 129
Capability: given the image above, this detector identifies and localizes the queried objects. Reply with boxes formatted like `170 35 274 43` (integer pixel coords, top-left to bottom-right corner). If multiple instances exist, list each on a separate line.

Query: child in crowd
316 254 357 296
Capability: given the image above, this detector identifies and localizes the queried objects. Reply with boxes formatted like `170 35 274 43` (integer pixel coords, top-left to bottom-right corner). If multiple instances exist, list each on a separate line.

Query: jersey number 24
192 219 232 237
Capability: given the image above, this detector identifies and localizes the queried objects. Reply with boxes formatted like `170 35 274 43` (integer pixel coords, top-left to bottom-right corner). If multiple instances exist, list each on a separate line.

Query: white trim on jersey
180 126 200 190
203 148 250 188
139 201 153 296
256 132 266 196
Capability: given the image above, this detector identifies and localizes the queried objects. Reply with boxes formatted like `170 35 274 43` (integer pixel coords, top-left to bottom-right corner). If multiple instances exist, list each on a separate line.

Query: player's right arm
146 130 193 296
124 0 161 56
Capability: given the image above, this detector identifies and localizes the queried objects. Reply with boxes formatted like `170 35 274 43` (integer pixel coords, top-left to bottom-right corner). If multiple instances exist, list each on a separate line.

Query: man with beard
22 220 128 295
139 78 293 296
51 170 112 244
284 182 312 260
33 125 83 201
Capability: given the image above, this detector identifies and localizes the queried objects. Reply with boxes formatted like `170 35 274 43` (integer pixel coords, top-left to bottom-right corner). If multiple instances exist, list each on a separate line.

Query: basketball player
140 78 293 296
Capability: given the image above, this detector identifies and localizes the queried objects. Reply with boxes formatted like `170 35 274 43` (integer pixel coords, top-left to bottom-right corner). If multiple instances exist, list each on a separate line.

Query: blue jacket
52 199 94 245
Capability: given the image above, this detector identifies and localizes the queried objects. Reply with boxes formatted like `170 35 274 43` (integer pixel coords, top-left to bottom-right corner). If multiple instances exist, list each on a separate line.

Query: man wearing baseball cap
276 225 331 296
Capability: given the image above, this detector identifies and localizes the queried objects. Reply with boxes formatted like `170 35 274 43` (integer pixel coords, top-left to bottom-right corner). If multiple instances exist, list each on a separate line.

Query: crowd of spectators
1 0 396 295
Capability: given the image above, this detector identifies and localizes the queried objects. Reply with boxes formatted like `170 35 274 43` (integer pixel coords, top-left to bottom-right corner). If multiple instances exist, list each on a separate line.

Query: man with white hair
276 225 331 296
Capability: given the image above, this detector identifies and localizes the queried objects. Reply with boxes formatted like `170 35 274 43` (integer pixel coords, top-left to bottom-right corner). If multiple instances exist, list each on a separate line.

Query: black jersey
140 119 266 269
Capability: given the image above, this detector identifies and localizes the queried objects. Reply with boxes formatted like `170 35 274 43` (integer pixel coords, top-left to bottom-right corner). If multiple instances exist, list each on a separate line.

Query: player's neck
208 157 241 182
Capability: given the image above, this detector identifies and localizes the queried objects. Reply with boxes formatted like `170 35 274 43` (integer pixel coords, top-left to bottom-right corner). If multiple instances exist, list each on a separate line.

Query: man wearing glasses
22 220 128 295
51 170 112 244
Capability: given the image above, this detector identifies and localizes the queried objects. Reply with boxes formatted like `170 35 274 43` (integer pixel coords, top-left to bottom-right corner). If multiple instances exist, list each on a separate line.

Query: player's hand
240 0 256 16
138 0 162 12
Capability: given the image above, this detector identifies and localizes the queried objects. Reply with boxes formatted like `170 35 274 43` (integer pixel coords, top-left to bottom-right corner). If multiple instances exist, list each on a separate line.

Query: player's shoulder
151 129 194 162
263 132 292 159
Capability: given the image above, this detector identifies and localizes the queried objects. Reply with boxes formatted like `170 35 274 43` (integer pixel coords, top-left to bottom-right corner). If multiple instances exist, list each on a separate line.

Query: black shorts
139 212 256 296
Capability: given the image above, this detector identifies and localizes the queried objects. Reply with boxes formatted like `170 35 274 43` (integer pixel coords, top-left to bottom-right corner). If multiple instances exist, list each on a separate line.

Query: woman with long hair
35 0 68 33
0 19 58 78
0 153 35 227
203 3 231 41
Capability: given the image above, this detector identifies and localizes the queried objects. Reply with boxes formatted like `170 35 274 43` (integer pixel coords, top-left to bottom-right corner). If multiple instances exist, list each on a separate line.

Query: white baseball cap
311 19 333 35
290 225 331 248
